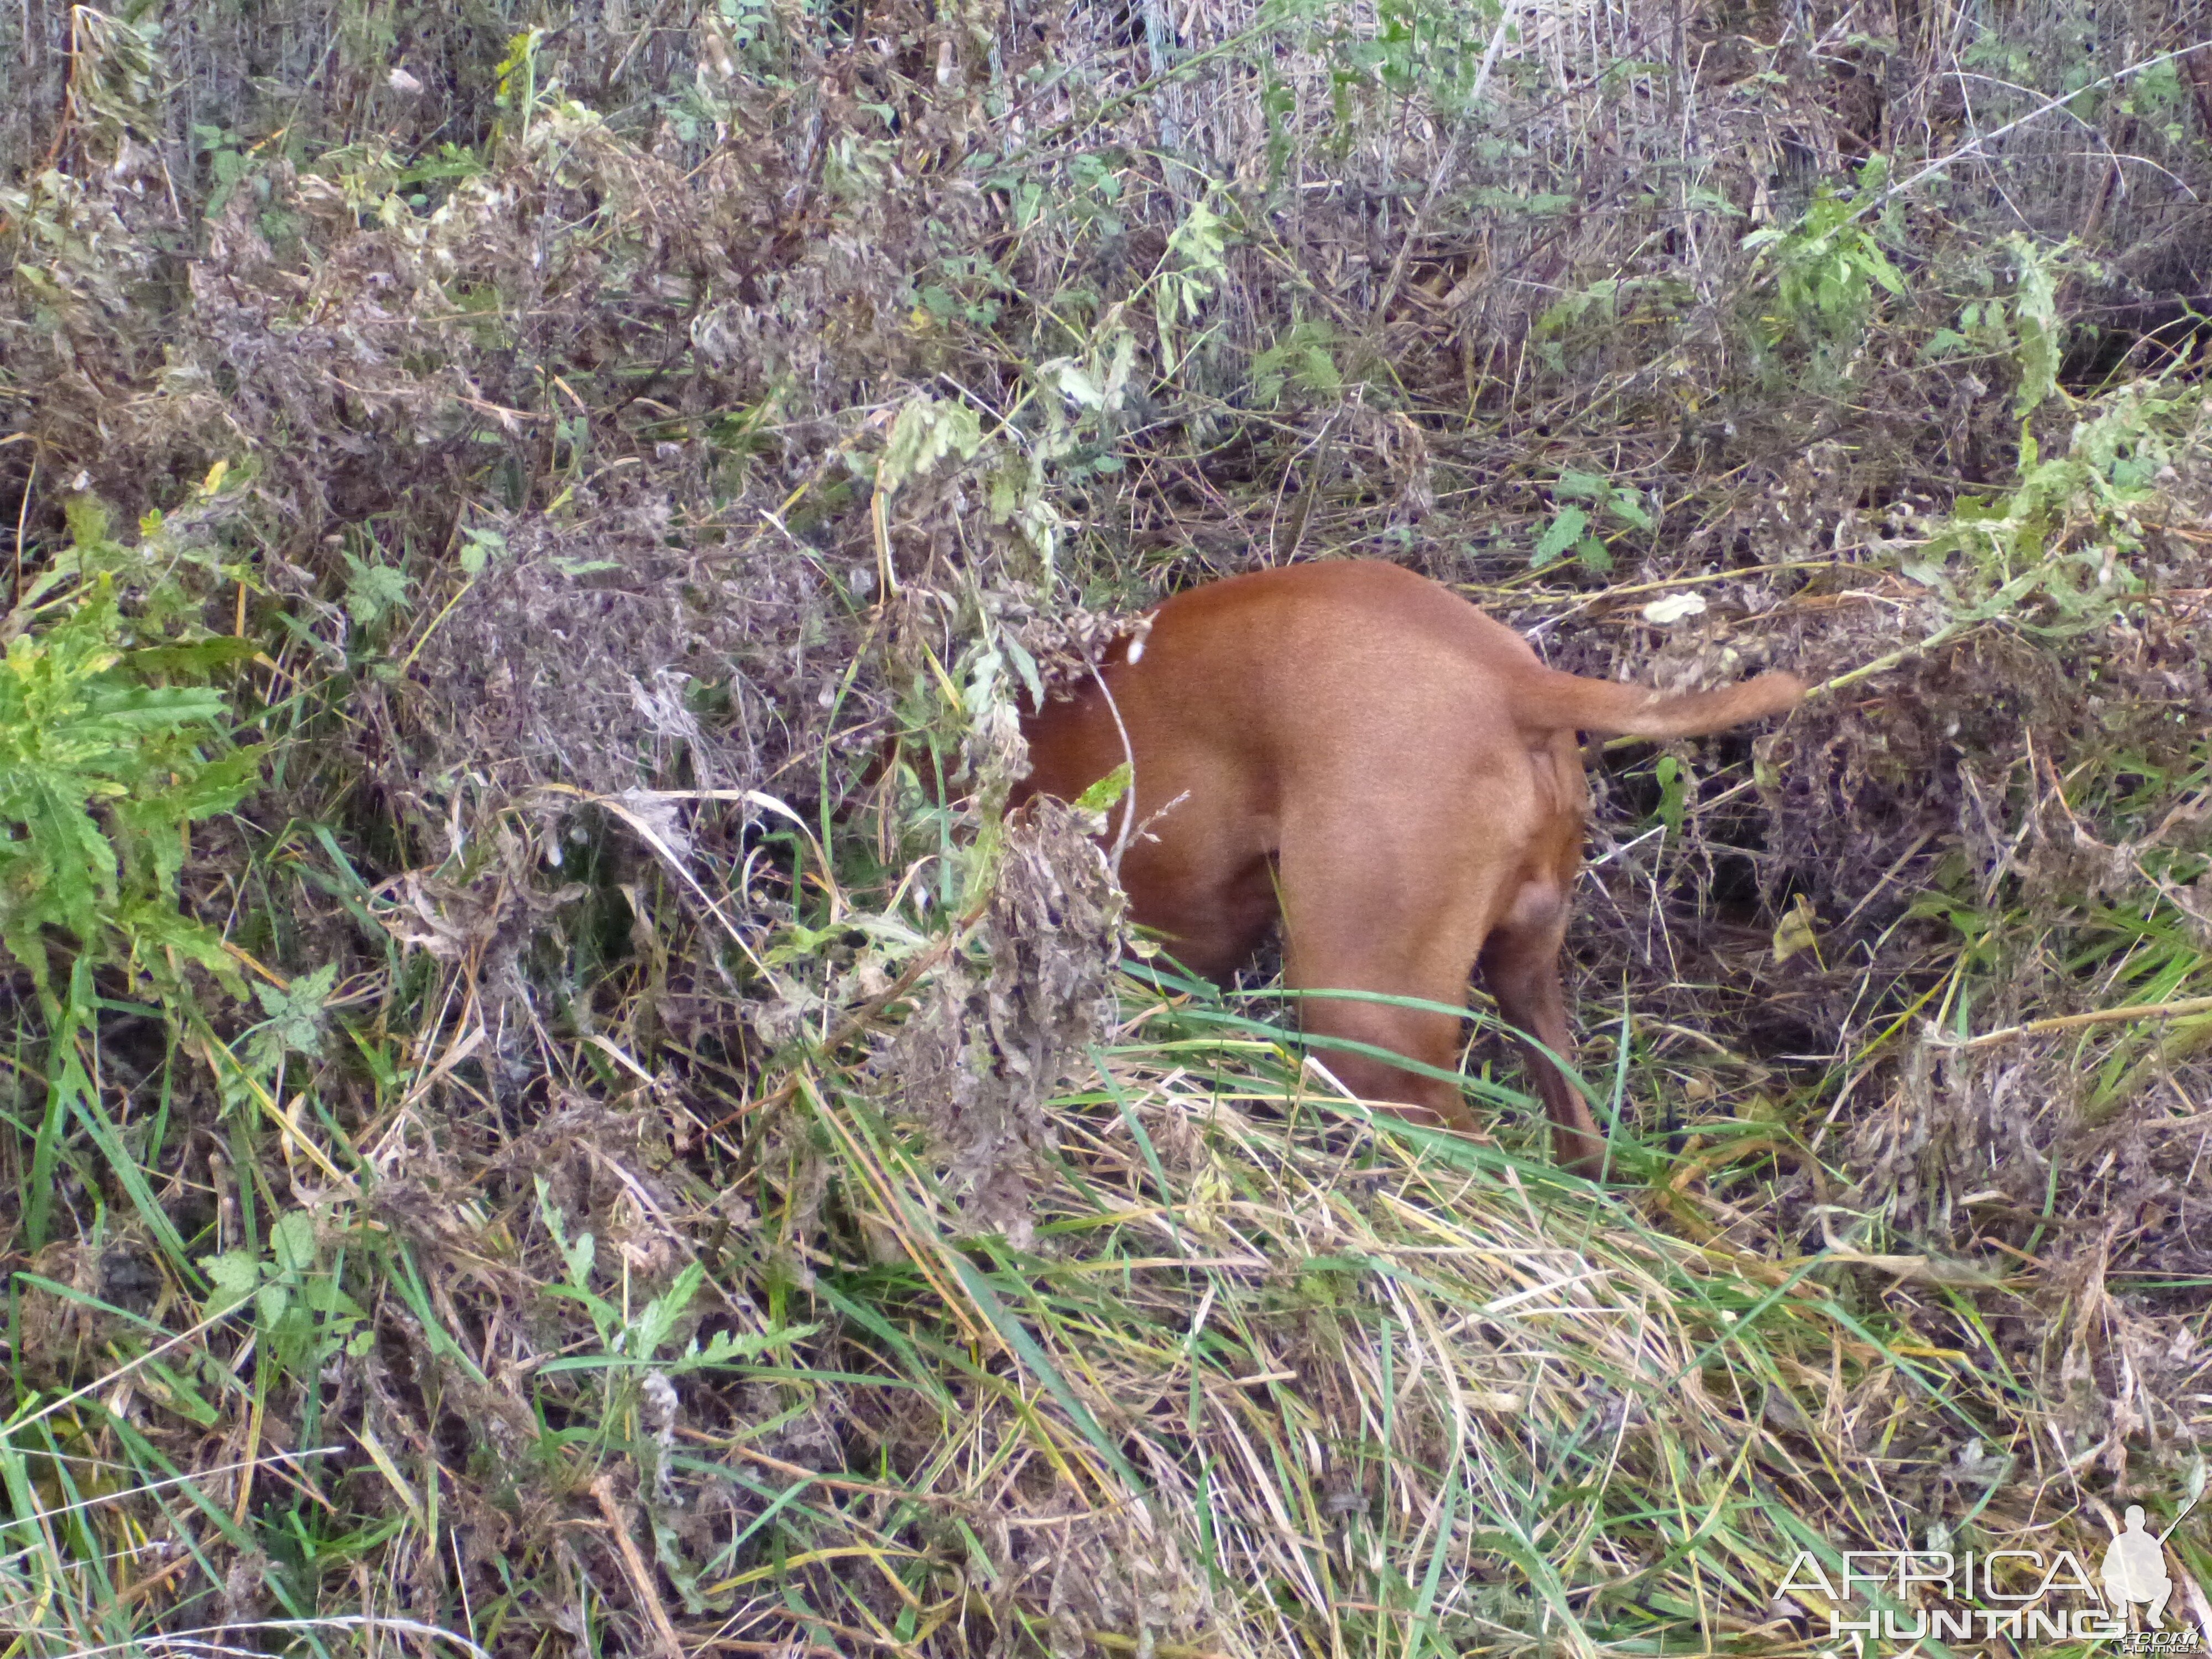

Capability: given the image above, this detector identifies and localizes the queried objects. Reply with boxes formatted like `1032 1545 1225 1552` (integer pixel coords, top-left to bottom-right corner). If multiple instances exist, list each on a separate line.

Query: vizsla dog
1011 559 1802 1173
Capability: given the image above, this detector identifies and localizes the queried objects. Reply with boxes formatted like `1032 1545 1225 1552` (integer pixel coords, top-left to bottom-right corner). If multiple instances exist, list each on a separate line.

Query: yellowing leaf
1772 895 1822 966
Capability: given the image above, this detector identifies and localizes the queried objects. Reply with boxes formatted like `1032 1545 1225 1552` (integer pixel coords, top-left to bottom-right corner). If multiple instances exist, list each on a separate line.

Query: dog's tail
1513 666 1806 739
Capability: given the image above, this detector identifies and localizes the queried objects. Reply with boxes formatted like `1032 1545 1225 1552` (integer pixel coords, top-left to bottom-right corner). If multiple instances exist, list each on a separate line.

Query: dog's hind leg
1272 813 1502 1137
1479 896 1604 1175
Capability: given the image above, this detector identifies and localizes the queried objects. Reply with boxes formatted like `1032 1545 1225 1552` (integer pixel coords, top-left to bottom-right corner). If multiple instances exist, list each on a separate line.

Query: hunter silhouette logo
2103 1505 2177 1627
1772 1489 2205 1649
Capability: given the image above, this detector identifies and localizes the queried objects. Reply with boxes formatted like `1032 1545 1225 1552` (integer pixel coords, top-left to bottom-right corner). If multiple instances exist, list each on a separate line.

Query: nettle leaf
1533 507 1588 566
343 555 410 625
243 961 336 1069
272 1211 319 1276
254 1280 294 1329
201 1250 265 1318
1606 489 1655 531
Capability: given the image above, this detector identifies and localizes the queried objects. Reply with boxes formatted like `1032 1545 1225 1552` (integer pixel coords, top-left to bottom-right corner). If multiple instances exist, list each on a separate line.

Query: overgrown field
6 0 2212 1652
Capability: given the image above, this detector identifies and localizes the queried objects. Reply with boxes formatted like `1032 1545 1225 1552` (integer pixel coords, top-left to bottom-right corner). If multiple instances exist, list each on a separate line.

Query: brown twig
591 1473 687 1659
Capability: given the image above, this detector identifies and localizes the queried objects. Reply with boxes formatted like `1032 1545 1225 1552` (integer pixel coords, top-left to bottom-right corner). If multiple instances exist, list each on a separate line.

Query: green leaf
115 904 245 995
564 1229 597 1294
1606 489 1655 531
683 1321 822 1369
1051 363 1105 409
879 397 985 494
201 1250 265 1319
1656 754 1686 837
2010 233 2060 416
138 743 263 823
138 1355 222 1425
458 526 508 577
124 638 260 676
245 961 338 1069
1003 635 1046 711
1073 763 1131 813
630 1261 706 1361
1533 507 1587 566
271 1211 318 1276
254 1280 293 1329
343 555 410 624
1863 246 1907 295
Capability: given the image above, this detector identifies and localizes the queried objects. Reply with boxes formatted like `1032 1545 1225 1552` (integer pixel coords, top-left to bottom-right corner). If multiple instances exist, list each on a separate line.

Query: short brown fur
1010 560 1803 1173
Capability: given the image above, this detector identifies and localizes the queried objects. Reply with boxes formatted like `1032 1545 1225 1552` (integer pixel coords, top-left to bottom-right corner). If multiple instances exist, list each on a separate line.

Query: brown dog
1010 559 1802 1173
